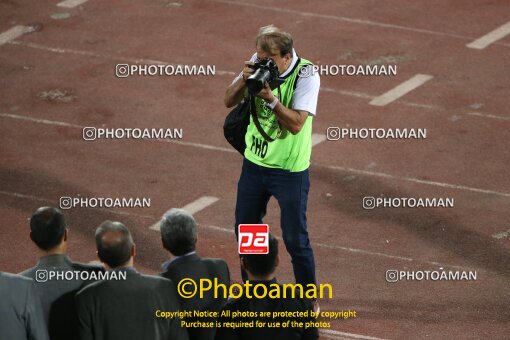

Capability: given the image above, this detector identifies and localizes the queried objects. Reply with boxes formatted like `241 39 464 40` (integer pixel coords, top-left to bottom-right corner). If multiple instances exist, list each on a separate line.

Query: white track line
0 113 82 128
312 133 326 147
0 26 28 46
0 189 481 273
320 334 346 340
7 41 508 120
322 86 439 110
0 190 52 203
7 41 237 76
320 87 508 119
212 0 510 47
181 196 219 215
162 139 235 153
467 21 510 49
464 112 510 121
320 329 387 340
369 74 433 106
492 228 510 240
2 113 509 199
321 87 374 100
0 190 154 219
0 113 235 153
57 0 89 8
149 196 219 230
320 164 510 198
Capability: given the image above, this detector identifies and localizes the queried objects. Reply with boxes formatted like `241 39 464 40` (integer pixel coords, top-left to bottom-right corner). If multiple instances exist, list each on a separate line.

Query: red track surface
1 1 509 339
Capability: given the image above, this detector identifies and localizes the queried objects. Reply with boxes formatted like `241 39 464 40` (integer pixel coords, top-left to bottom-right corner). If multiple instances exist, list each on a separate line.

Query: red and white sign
238 224 269 254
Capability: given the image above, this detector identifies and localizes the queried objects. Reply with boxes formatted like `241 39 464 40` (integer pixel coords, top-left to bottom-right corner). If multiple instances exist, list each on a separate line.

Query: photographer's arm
258 83 308 135
273 104 308 135
224 77 246 108
224 61 254 108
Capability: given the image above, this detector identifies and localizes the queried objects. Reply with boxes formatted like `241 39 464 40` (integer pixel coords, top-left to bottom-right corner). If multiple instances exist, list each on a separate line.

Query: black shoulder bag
223 87 282 155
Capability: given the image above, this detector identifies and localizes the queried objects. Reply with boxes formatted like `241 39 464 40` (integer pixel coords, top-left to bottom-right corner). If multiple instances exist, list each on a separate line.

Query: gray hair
256 24 293 56
160 208 197 256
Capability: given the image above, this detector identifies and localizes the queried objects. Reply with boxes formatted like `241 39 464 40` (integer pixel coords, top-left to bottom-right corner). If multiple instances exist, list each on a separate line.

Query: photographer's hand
257 82 276 103
242 61 255 81
224 61 255 108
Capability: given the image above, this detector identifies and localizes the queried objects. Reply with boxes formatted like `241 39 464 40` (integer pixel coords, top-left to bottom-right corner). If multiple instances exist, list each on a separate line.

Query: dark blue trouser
235 158 316 285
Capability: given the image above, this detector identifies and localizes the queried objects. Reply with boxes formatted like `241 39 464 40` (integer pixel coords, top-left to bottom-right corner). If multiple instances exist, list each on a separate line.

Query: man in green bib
224 25 320 289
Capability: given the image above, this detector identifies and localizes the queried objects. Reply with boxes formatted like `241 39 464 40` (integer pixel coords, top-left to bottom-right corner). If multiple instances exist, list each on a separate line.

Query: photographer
225 25 320 293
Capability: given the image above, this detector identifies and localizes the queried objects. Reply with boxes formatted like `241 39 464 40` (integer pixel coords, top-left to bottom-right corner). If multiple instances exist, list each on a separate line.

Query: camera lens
245 59 279 96
246 68 271 95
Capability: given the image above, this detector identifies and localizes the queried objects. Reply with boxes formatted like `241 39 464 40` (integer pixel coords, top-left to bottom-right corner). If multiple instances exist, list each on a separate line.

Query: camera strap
249 86 283 142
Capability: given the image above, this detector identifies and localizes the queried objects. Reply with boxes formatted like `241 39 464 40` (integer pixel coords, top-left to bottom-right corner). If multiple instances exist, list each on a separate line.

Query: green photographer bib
244 58 313 172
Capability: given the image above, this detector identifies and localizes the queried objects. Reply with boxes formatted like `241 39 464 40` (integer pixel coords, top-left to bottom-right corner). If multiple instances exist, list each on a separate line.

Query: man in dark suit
0 271 49 340
20 207 104 340
159 208 230 340
76 220 188 340
215 235 319 340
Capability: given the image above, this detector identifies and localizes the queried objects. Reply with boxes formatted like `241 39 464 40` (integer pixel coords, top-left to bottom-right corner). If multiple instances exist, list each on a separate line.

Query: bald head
95 221 134 268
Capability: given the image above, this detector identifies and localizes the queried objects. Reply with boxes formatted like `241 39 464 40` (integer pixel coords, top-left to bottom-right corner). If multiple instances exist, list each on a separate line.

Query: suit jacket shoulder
162 254 230 283
202 258 229 270
140 272 176 290
1 271 33 287
0 272 49 340
19 255 104 278
77 270 175 298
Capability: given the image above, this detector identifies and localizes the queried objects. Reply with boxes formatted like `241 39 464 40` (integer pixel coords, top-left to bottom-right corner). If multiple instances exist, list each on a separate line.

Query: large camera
246 59 281 95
